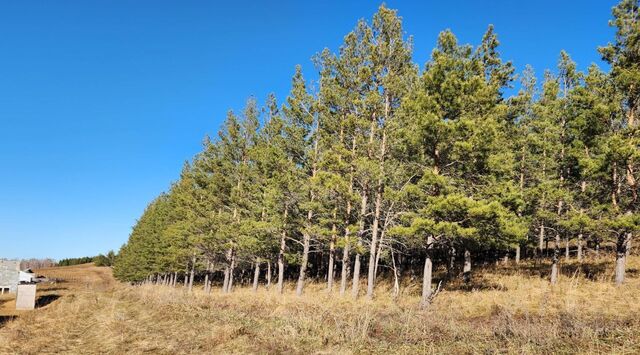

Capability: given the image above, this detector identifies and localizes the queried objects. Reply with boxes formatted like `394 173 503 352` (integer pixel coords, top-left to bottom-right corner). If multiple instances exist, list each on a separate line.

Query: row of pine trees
114 1 639 306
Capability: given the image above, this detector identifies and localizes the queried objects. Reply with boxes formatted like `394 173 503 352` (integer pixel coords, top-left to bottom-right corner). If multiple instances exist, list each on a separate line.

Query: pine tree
599 0 640 284
281 66 317 296
113 0 640 304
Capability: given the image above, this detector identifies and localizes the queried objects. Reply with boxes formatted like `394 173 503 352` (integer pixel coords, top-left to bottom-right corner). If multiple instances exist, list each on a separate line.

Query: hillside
1 257 639 354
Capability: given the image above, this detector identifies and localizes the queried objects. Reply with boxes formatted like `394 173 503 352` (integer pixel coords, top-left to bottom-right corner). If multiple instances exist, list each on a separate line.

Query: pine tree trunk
352 253 361 298
612 161 618 208
374 228 386 279
447 245 456 277
516 143 525 266
565 237 570 260
354 113 377 299
202 263 208 293
223 248 232 293
339 241 350 296
277 208 287 294
538 223 545 256
367 129 387 300
228 251 236 293
616 251 626 285
266 261 272 290
296 118 319 297
277 236 285 293
615 233 631 286
626 135 637 203
577 234 583 262
366 192 381 299
550 234 560 285
222 268 229 293
296 229 311 297
327 239 335 292
463 249 472 283
188 255 195 293
391 248 400 299
340 136 356 296
352 189 368 299
420 236 434 308
327 213 337 292
252 260 260 292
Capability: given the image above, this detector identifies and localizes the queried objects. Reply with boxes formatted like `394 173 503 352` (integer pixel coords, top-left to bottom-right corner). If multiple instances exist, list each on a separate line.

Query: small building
19 269 36 283
0 259 20 294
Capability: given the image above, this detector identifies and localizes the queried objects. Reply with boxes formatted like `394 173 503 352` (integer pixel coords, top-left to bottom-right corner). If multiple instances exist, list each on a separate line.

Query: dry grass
1 258 639 354
0 263 114 328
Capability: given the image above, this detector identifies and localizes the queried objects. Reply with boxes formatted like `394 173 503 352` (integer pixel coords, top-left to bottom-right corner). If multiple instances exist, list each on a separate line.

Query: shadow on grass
35 294 61 308
488 259 612 281
0 316 17 328
38 287 68 292
436 273 508 292
428 255 627 291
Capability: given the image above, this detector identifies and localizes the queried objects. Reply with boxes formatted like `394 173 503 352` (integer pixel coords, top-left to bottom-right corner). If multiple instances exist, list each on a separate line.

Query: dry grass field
0 263 114 326
1 257 639 354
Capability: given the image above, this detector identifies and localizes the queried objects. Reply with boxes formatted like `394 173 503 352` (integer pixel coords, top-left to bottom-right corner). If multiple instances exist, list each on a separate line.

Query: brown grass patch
0 258 639 354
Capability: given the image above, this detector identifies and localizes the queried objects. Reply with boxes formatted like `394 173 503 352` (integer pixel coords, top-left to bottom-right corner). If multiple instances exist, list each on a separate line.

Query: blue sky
0 0 617 260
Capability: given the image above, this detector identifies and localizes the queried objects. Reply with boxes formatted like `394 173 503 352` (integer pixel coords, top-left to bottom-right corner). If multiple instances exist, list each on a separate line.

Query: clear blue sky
0 0 616 260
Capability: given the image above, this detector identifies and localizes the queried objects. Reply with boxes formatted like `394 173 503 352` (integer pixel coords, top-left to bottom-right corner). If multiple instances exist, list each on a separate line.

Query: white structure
0 259 20 294
19 269 35 283
16 284 37 310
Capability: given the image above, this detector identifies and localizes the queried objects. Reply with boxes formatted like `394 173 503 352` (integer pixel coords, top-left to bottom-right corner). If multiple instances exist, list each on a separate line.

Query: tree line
20 258 56 270
114 1 639 306
57 251 116 267
58 257 95 266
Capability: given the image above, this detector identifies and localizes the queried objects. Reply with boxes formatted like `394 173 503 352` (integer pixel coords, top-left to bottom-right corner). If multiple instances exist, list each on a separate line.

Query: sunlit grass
1 257 639 354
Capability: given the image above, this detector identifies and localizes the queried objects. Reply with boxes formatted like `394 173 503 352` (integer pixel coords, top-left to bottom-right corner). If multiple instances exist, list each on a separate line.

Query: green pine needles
113 2 640 303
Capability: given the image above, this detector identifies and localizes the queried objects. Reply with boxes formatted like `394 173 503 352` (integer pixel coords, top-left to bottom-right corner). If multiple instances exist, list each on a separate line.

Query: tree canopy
114 1 640 301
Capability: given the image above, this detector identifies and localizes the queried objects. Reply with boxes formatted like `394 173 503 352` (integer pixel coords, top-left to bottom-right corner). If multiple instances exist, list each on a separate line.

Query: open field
0 263 114 325
1 258 639 354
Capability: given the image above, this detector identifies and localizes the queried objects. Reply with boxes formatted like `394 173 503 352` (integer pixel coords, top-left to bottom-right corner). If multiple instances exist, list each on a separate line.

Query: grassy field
0 257 639 354
0 263 114 330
